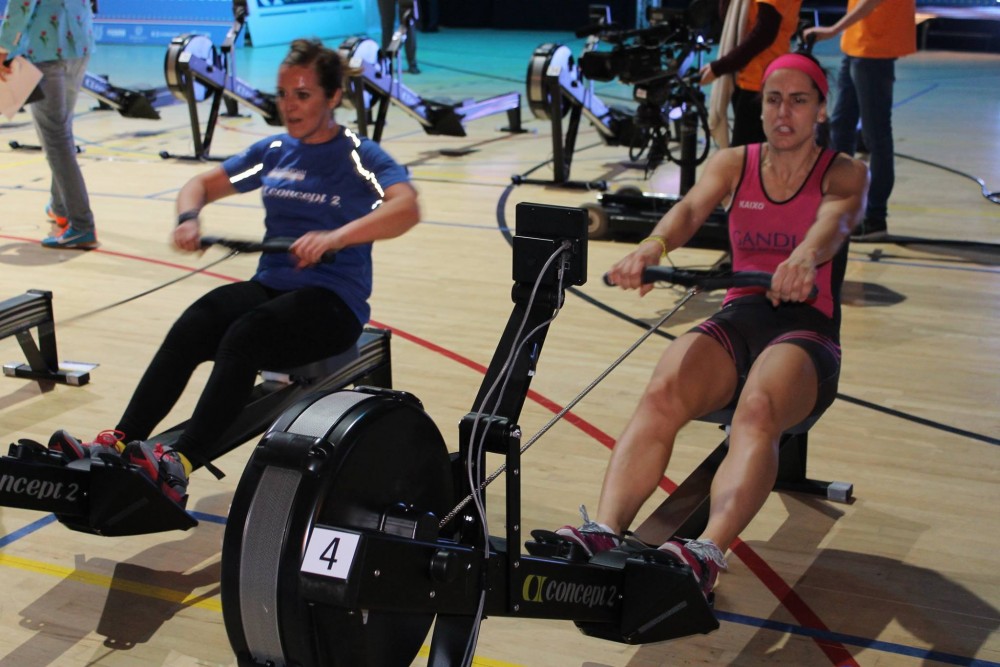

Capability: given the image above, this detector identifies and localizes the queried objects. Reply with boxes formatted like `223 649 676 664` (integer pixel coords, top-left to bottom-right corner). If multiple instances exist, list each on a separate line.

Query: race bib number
301 527 360 580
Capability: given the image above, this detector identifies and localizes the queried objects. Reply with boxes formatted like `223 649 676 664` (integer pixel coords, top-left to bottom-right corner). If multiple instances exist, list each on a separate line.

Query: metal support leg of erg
1 290 93 387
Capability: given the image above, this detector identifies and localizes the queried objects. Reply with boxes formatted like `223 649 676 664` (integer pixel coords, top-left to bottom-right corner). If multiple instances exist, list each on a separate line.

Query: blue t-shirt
222 127 409 325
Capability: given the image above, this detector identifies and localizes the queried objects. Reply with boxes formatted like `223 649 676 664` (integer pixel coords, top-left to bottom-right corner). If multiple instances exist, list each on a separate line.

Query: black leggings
692 295 842 418
117 281 362 459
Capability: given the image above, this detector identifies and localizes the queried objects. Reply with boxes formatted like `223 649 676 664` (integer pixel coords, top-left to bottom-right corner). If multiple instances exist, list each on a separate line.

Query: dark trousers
378 0 418 68
117 281 362 458
730 85 765 147
418 0 439 30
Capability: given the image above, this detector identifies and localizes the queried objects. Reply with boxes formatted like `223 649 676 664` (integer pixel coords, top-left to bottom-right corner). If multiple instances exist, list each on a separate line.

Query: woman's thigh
218 286 363 369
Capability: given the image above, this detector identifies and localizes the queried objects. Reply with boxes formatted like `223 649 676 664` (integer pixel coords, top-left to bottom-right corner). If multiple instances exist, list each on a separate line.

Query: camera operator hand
698 63 716 85
802 25 837 43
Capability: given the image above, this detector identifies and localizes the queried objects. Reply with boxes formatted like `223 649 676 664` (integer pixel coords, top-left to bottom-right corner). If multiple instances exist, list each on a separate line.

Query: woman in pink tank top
553 54 870 602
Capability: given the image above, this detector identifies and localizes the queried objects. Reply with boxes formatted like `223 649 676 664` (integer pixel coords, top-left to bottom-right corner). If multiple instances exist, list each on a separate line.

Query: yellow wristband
640 235 669 259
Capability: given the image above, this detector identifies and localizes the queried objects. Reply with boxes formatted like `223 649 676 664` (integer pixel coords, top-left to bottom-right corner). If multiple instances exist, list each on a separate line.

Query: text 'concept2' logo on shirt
262 186 341 207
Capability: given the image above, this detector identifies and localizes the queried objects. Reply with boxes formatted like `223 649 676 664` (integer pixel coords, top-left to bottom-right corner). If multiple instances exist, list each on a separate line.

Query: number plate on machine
301 527 361 580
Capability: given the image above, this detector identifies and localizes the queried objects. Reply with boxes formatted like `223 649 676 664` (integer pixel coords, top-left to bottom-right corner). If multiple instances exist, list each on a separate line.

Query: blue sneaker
41 225 99 249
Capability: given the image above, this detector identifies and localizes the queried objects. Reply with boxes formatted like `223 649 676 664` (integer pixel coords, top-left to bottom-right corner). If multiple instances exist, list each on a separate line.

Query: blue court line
0 514 994 666
895 83 940 109
0 514 57 548
717 611 1000 667
188 510 227 525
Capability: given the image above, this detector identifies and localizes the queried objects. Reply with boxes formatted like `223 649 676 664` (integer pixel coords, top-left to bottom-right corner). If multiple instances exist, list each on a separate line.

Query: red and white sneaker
554 505 623 557
47 429 125 462
658 538 727 600
124 440 190 505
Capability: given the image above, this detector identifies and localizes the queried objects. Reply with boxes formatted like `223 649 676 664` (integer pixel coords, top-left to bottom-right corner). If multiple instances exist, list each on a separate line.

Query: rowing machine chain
439 287 702 528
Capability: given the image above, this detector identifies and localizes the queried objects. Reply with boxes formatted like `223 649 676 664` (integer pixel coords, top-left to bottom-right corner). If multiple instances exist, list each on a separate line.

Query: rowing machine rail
81 72 171 120
338 37 523 143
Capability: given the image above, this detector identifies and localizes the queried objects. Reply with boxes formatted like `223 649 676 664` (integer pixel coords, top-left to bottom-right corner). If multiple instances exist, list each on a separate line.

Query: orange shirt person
805 0 916 240
700 0 803 145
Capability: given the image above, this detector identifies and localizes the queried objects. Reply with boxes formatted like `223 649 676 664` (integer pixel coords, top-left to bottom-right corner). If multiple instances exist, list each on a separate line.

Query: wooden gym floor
0 27 998 667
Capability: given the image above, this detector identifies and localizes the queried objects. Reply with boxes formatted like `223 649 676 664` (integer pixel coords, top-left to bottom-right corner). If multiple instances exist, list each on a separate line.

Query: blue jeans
31 56 96 233
829 56 896 222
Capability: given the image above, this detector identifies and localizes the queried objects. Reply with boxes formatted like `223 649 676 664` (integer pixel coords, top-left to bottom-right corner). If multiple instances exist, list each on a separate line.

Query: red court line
3 235 857 664
0 234 239 283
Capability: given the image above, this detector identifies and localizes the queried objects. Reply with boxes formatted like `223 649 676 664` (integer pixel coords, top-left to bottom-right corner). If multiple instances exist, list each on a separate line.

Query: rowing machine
337 25 523 143
0 239 391 536
1 290 93 387
160 3 282 161
514 7 711 191
81 72 173 120
220 205 734 667
7 74 172 153
514 40 637 190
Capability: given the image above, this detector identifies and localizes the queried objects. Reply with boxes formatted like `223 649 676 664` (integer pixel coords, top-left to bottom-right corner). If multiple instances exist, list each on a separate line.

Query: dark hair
281 38 345 98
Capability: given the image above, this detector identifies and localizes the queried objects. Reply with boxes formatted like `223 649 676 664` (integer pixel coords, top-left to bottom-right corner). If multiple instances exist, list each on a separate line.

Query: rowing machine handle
200 236 337 264
603 267 819 299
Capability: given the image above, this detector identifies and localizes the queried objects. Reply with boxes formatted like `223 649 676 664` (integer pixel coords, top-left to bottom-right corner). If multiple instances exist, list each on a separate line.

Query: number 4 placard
301 527 361 579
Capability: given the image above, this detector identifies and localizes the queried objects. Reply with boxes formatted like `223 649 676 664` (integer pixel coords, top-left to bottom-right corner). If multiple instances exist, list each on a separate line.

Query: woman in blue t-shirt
48 39 420 505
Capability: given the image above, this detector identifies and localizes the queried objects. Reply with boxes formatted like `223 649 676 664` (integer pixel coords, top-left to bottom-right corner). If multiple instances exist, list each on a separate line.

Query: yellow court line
0 553 525 666
0 552 222 612
416 645 524 667
0 155 49 170
891 202 999 218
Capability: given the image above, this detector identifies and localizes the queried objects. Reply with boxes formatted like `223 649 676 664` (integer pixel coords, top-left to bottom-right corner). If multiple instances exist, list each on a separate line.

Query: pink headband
763 53 829 98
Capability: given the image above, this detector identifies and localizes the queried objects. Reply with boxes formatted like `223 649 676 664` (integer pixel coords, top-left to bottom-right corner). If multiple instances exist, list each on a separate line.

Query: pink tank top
726 143 839 318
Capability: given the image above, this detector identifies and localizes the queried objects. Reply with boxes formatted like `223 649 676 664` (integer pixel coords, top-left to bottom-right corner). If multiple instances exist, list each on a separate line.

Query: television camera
577 6 713 178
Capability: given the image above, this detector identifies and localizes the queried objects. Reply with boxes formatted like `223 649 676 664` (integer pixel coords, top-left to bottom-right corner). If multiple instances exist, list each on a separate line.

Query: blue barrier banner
93 0 233 45
1 0 367 47
0 0 232 45
245 0 366 47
